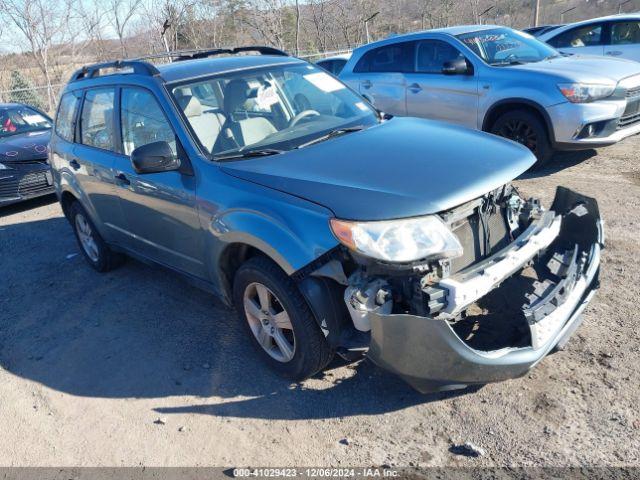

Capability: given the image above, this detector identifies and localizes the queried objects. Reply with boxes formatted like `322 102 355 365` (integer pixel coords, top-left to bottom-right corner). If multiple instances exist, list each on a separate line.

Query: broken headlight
330 215 463 263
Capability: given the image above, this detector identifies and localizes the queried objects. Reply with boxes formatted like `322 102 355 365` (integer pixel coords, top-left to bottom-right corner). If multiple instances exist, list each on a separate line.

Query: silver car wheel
75 213 99 262
243 282 296 363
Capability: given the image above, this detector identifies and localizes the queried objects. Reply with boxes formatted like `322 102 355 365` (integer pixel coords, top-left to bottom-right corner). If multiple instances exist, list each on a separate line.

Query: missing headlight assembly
297 185 603 393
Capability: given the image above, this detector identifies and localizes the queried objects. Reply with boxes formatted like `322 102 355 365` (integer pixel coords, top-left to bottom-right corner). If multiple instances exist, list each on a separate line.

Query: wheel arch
60 189 79 220
482 99 556 146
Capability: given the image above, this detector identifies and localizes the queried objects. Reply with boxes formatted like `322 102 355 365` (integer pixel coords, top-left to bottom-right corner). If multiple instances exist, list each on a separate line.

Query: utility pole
619 0 632 13
533 0 540 27
364 12 379 44
561 6 576 23
479 5 495 25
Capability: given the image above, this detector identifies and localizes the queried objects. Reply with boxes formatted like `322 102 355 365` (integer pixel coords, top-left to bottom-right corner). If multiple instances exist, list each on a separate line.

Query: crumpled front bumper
366 187 603 393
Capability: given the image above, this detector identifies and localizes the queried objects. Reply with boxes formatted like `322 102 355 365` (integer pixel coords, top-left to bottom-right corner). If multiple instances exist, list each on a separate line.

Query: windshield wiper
297 126 364 149
214 148 284 161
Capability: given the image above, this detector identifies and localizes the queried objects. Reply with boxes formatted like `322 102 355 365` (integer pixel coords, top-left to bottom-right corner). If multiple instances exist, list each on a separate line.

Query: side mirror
442 58 471 75
131 141 180 174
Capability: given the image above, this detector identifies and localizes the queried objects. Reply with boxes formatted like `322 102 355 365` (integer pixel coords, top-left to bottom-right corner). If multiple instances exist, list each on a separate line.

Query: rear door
73 87 128 243
404 39 479 128
112 86 206 278
546 22 605 56
352 42 412 116
605 20 640 62
51 91 81 187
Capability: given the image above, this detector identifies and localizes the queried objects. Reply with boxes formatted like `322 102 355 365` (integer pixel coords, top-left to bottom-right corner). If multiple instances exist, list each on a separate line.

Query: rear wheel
490 109 553 167
233 256 333 380
69 201 124 272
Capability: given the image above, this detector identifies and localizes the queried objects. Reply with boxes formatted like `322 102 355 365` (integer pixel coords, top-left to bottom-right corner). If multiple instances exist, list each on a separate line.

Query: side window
120 87 177 156
80 88 116 151
333 59 347 75
415 40 464 73
317 60 334 73
611 21 640 45
549 24 603 48
55 92 79 142
354 43 411 73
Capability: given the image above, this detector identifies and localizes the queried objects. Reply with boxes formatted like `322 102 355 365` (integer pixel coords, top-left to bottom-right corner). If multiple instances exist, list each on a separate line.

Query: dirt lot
0 138 639 469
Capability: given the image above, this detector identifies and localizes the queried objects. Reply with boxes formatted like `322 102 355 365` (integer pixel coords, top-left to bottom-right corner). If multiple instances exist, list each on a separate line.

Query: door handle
408 83 422 93
606 51 623 56
362 80 372 89
115 173 130 185
69 159 80 170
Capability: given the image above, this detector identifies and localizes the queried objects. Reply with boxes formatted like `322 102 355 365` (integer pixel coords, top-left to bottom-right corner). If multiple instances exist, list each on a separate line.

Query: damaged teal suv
49 48 603 392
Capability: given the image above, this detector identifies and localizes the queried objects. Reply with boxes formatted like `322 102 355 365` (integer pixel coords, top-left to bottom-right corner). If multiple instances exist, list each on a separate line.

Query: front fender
211 204 338 276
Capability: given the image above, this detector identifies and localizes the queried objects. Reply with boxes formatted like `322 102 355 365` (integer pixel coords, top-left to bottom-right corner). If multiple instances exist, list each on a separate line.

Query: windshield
170 62 378 159
457 28 560 65
0 105 51 138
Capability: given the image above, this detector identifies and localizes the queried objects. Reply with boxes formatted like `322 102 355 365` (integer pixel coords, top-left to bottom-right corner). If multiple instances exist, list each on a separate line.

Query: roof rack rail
70 60 160 82
175 46 289 61
69 46 289 83
130 45 289 63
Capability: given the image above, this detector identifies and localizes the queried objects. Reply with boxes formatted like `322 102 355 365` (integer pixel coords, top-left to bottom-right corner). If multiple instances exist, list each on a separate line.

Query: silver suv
340 25 640 165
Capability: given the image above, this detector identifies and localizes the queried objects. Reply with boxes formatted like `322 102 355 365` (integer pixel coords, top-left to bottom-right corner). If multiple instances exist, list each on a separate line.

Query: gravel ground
0 138 638 468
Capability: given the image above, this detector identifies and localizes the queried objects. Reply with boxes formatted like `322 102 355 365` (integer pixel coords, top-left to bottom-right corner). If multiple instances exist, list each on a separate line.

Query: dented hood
221 118 535 221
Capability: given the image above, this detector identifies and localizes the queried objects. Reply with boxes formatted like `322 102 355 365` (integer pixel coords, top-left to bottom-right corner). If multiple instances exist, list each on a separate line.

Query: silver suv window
415 40 464 73
548 23 603 49
354 43 412 73
611 21 640 45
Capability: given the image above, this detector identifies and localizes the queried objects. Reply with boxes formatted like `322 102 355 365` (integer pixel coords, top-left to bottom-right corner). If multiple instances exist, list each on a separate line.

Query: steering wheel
290 109 321 127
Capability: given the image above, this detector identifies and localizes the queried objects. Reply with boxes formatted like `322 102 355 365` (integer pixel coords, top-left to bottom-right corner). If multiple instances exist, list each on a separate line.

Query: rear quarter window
55 92 80 142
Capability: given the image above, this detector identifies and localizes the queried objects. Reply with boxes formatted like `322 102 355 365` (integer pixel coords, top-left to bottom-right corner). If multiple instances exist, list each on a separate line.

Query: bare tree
106 0 144 57
294 0 300 55
76 0 111 61
0 0 78 110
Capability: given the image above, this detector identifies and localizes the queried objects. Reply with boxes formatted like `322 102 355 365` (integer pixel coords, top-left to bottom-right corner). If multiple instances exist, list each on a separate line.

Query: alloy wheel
243 282 296 363
499 119 538 153
75 213 99 262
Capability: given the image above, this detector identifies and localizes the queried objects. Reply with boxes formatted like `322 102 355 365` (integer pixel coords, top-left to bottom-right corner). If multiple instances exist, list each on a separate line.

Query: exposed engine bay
296 186 603 392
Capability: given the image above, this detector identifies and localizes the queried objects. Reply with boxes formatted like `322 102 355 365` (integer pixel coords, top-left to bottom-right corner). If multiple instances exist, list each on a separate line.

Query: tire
233 256 333 381
69 201 124 272
490 109 553 167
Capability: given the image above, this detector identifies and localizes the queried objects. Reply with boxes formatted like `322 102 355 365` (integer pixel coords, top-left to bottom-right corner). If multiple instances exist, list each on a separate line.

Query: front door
113 86 206 279
405 40 479 128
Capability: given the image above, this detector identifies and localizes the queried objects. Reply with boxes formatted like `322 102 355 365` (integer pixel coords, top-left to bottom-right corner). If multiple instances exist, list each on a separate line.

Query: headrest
223 79 251 114
103 108 113 125
177 95 202 118
174 87 193 97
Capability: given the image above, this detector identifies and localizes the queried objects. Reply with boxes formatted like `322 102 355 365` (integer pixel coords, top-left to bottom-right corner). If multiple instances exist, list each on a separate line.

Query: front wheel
490 109 553 167
233 256 333 381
